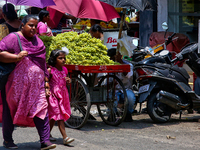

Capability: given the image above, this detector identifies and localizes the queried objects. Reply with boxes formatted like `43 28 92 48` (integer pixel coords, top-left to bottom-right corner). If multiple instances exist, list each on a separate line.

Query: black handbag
0 33 23 90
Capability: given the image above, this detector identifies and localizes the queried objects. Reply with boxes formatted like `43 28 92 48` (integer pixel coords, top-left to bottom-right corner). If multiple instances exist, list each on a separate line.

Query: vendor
37 10 53 36
89 24 104 42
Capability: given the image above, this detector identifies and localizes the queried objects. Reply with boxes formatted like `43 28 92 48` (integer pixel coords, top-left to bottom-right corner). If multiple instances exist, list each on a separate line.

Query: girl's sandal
63 137 75 145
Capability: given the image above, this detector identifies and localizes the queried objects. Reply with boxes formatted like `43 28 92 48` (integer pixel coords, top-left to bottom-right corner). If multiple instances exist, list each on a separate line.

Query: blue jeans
116 89 136 114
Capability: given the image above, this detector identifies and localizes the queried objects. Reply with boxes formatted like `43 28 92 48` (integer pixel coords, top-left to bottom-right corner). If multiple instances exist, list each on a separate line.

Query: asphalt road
1 109 200 150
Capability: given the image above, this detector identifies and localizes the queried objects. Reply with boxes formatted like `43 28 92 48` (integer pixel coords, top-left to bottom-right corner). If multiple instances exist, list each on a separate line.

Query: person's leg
126 89 136 114
115 91 123 108
49 119 55 132
194 77 200 95
49 119 56 141
194 77 200 113
34 113 56 149
1 87 15 143
57 120 74 145
57 120 67 139
33 113 50 143
123 89 136 122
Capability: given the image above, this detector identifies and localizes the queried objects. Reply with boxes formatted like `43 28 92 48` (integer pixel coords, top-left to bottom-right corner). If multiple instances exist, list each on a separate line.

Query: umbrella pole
116 8 126 55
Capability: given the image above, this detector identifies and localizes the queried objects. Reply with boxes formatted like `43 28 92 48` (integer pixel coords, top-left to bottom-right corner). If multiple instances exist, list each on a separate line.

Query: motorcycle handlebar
170 33 176 39
171 57 178 63
165 33 176 46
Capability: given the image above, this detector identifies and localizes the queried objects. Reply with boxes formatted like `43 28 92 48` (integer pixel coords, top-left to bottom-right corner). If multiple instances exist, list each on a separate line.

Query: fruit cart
65 64 130 129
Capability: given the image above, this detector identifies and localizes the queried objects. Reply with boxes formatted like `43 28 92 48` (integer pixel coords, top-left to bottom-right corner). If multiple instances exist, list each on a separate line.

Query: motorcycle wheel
147 92 171 123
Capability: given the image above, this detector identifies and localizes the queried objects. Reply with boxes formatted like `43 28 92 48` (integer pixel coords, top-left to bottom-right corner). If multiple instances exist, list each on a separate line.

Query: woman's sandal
63 137 75 145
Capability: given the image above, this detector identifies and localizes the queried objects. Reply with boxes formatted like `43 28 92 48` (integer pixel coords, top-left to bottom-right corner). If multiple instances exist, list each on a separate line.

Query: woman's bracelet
16 55 20 61
45 81 49 89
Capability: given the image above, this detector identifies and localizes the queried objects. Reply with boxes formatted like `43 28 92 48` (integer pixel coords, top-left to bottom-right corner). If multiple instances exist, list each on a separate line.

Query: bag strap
13 32 23 52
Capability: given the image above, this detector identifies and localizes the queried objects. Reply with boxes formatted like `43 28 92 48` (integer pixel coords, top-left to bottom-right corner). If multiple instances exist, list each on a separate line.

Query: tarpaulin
149 32 190 67
149 31 190 54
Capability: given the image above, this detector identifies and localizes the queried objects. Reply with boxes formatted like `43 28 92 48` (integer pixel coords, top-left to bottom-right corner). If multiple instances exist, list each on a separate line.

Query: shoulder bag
0 32 23 90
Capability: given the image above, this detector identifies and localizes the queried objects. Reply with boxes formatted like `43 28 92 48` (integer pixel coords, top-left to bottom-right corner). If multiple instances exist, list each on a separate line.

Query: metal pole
116 8 126 54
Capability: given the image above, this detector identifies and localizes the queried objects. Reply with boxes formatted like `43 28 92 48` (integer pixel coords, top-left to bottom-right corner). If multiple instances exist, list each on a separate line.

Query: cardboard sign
103 30 127 49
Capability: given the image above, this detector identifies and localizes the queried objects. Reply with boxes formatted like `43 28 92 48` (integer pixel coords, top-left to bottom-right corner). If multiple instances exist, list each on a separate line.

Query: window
168 0 200 42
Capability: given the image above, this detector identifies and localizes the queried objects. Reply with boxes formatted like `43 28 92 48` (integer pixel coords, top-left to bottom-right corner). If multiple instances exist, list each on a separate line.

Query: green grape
40 32 115 65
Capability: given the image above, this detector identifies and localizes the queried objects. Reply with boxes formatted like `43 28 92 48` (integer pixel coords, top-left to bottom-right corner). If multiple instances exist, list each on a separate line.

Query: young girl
47 49 74 145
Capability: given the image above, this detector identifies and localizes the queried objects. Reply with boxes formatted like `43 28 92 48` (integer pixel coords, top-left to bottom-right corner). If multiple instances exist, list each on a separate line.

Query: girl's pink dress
48 66 71 121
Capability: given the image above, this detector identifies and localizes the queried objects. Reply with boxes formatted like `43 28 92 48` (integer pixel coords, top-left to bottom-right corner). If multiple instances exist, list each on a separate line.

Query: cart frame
65 64 130 129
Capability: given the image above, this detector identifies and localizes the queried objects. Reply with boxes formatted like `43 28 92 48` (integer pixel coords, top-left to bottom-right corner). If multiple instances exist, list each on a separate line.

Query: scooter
135 42 200 123
127 22 178 113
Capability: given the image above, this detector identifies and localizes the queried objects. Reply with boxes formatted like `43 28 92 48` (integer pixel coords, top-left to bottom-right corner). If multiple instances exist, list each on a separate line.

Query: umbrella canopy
0 1 30 9
98 0 156 11
48 0 120 22
5 0 55 8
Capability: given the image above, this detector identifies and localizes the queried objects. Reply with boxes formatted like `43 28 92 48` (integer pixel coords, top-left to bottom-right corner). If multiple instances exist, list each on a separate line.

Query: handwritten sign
99 65 107 71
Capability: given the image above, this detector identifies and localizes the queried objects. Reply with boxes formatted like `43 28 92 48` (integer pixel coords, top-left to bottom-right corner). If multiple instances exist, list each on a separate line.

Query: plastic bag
118 33 137 57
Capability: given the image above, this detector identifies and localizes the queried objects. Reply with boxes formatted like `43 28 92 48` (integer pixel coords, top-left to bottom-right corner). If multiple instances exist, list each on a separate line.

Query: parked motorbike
135 42 200 123
125 22 178 112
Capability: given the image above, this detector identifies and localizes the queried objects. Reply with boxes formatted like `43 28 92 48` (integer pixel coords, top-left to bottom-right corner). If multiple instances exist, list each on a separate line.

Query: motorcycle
135 42 200 123
125 22 178 114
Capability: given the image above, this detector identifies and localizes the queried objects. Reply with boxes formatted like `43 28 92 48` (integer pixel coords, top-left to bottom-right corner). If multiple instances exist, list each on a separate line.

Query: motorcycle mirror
162 22 168 31
160 50 169 56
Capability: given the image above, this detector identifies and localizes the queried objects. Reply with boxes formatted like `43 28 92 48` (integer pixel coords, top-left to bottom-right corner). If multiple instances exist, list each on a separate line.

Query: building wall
157 0 168 31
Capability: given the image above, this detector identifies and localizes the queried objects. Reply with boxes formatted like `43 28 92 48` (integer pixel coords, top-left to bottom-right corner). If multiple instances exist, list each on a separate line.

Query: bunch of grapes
39 32 116 65
39 35 54 61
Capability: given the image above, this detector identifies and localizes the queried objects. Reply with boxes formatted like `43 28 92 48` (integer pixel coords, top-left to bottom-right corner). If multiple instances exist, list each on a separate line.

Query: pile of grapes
39 32 116 66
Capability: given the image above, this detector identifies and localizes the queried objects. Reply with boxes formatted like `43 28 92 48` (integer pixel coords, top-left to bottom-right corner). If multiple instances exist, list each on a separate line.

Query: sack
0 33 23 90
118 33 137 57
0 23 9 41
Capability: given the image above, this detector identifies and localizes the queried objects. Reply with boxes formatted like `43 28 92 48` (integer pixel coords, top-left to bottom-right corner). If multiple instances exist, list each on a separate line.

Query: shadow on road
62 113 200 132
0 141 40 150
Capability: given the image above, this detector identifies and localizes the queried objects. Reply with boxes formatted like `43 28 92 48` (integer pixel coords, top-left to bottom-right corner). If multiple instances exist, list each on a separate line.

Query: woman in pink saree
0 15 56 150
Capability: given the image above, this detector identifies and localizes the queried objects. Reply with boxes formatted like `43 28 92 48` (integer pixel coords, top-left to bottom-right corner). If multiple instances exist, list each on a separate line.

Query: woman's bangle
16 55 20 61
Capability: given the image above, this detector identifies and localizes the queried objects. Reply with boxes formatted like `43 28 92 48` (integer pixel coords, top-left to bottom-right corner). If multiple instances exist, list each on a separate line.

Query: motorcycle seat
170 65 190 79
187 91 200 100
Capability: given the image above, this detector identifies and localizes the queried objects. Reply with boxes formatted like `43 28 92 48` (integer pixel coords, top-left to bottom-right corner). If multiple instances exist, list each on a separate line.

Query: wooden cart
65 64 130 129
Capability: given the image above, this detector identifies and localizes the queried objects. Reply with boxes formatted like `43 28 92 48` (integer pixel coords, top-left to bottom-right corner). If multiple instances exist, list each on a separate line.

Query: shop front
167 0 200 43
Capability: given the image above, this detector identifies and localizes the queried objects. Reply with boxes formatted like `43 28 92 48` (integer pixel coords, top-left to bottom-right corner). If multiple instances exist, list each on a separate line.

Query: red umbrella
48 0 120 22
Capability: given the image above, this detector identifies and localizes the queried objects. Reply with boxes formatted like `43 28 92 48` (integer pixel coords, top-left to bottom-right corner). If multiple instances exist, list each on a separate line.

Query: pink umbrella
48 0 120 22
6 0 55 8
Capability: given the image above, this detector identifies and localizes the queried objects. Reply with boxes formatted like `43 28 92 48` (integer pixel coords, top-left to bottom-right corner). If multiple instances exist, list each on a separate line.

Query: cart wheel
97 75 128 126
65 77 91 129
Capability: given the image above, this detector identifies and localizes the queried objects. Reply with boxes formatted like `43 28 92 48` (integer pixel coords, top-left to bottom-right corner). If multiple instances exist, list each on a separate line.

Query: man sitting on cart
107 48 136 122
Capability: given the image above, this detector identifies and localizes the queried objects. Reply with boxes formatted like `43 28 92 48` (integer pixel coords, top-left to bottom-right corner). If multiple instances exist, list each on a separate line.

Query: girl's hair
90 24 103 34
20 14 38 29
48 49 65 67
2 3 18 21
38 10 49 22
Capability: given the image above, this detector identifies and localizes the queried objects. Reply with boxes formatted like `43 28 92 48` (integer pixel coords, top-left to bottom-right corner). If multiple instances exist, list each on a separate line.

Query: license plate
138 84 150 94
